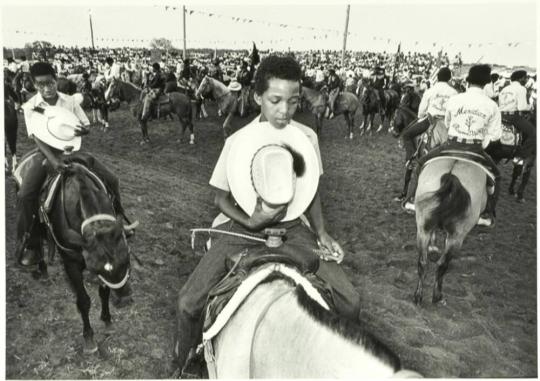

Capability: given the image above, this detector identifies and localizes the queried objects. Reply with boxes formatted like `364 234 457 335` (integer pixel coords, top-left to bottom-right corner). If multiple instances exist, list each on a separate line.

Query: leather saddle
424 149 497 191
500 118 522 148
201 228 333 341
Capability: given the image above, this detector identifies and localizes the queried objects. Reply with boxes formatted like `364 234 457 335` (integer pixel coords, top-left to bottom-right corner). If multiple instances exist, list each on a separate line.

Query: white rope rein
190 228 266 250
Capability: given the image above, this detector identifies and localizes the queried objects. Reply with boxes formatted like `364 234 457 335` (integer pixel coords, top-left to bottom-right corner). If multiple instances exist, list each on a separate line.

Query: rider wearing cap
174 55 361 377
404 64 502 227
16 62 127 267
498 70 536 164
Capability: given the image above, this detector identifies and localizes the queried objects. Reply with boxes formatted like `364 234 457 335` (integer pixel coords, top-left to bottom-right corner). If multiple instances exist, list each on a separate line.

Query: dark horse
300 86 360 139
4 88 18 173
16 154 133 353
105 78 194 145
360 82 400 135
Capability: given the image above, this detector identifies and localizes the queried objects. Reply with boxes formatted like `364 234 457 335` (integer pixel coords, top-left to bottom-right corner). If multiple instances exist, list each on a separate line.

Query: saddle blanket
500 120 522 147
202 262 330 343
425 150 496 182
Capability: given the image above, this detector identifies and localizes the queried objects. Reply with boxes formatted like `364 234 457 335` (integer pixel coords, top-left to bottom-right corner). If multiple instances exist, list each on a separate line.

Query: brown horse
300 86 360 139
105 79 194 145
360 83 400 135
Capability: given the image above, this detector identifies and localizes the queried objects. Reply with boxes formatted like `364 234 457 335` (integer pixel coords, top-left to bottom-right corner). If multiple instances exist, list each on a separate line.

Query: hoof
413 293 422 305
189 140 195 145
83 339 98 355
432 295 446 305
508 188 516 195
517 196 525 203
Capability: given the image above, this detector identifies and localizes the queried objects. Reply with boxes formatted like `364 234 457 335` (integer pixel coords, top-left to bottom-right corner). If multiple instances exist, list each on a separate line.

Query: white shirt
498 81 530 112
22 92 90 138
418 81 458 118
19 61 30 73
105 63 122 81
483 82 499 100
315 69 325 83
445 87 502 146
210 116 323 193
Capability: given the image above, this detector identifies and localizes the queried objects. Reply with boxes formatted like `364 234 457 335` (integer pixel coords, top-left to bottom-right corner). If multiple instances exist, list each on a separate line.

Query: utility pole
89 9 95 50
182 5 187 59
341 4 350 67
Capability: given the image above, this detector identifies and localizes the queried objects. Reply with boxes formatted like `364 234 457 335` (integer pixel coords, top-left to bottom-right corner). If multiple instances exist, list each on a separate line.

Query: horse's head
195 75 211 99
81 218 131 290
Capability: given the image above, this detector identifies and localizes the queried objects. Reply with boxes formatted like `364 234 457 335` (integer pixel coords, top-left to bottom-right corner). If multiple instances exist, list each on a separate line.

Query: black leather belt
449 136 482 145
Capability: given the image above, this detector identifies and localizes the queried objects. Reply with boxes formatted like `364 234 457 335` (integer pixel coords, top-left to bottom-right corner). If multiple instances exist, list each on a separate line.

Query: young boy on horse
174 55 361 377
405 64 502 227
16 62 128 267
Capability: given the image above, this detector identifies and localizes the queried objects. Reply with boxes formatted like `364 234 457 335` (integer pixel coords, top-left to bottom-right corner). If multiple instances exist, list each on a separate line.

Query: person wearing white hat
174 55 360 376
16 62 127 267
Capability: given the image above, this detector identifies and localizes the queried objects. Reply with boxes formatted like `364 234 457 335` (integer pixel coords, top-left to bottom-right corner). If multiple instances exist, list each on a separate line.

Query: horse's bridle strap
81 214 117 235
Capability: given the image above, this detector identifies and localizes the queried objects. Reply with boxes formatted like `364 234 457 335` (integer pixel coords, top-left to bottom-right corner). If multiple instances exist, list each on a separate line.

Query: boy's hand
248 197 287 231
317 231 345 264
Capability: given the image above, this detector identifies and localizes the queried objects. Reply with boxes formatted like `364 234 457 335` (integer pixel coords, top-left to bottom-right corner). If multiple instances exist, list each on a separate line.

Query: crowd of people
4 44 462 88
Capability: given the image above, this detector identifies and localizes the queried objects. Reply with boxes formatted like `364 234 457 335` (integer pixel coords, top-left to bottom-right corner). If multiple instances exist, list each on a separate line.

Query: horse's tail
422 173 471 235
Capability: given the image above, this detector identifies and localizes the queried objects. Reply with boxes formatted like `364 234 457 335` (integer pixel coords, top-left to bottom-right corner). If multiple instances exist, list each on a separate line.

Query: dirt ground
4 102 537 378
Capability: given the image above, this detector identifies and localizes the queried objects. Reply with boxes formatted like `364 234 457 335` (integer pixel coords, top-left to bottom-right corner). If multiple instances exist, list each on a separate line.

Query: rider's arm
483 105 503 148
417 90 429 118
33 136 63 169
305 190 326 238
517 86 531 112
71 99 91 126
305 190 344 262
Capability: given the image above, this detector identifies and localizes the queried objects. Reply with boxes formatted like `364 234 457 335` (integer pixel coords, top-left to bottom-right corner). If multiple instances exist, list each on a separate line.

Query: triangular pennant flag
189 10 194 15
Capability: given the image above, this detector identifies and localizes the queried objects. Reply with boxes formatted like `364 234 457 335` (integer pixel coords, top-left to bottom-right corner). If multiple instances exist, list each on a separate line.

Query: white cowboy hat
227 80 242 92
31 106 83 151
227 121 320 222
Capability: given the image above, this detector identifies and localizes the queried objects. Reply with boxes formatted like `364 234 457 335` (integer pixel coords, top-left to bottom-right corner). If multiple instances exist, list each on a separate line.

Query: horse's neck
253 290 396 378
123 82 141 102
216 279 396 378
210 78 228 99
302 87 324 105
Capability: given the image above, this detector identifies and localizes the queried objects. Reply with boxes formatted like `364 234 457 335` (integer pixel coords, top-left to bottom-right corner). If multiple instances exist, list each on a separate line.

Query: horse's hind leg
64 260 97 354
413 227 430 305
517 161 533 201
432 236 462 304
509 163 522 195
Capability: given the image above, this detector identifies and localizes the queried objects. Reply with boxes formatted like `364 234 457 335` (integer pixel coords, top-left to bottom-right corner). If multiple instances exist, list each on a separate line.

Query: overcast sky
1 0 537 66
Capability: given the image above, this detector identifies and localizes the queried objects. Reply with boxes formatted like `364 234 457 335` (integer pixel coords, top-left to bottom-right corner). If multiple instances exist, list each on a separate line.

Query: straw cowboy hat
227 80 242 92
30 106 85 151
227 121 320 222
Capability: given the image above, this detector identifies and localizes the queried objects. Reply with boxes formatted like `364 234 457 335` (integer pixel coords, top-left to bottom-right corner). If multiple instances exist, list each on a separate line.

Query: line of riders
5 56 536 377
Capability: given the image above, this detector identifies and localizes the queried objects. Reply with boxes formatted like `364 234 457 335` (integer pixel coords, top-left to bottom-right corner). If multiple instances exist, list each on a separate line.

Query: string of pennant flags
6 7 532 50
163 6 532 50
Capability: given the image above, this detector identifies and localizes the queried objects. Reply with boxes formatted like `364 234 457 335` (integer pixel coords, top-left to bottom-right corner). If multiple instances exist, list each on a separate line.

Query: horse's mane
295 284 401 371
